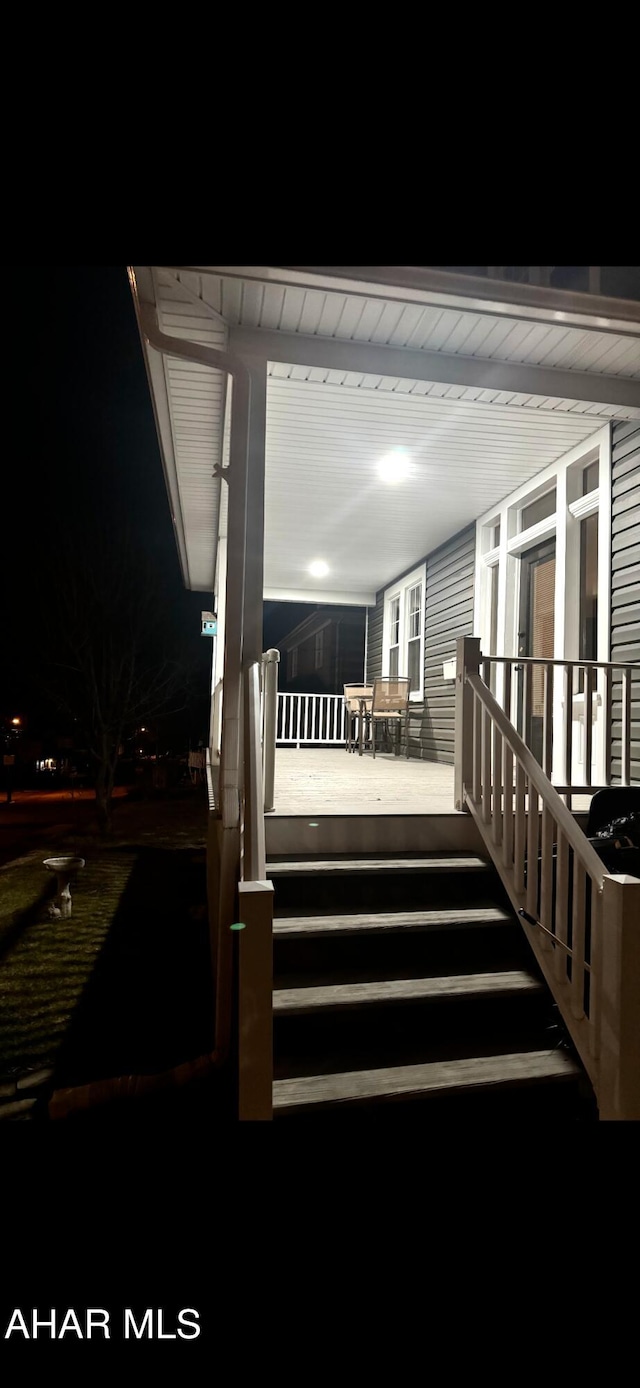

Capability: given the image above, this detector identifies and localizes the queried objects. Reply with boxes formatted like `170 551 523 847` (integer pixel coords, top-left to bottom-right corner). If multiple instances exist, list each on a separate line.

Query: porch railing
277 691 347 746
455 635 640 1121
478 653 638 806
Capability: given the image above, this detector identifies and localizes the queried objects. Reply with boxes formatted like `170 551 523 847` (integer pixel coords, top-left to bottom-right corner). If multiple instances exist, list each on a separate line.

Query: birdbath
43 856 85 919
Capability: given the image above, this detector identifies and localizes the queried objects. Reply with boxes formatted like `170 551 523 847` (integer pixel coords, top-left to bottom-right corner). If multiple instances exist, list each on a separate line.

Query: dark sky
1 266 330 742
3 266 212 739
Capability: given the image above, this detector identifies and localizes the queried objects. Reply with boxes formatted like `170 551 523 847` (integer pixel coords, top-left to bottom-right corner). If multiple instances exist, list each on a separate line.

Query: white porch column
243 359 268 665
209 534 227 759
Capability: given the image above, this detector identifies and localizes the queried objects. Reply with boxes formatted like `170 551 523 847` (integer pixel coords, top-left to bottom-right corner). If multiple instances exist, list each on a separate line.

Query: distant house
277 606 365 695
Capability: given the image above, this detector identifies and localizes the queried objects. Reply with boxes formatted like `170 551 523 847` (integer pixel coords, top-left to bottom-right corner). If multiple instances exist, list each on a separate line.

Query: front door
517 539 556 765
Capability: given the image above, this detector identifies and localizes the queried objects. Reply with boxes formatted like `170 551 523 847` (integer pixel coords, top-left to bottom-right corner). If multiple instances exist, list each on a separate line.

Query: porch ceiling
130 266 640 596
263 373 606 602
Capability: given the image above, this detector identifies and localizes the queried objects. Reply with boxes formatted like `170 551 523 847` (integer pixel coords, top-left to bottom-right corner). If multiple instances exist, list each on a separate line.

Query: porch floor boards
270 748 595 817
272 749 459 816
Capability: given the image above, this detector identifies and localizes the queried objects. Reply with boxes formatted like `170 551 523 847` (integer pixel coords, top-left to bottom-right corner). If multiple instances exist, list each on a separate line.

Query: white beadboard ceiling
263 375 605 600
131 266 640 595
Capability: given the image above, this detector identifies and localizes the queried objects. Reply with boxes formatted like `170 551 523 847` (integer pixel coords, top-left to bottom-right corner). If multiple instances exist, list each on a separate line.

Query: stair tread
273 1049 581 1109
274 970 543 1013
267 855 488 877
274 905 513 937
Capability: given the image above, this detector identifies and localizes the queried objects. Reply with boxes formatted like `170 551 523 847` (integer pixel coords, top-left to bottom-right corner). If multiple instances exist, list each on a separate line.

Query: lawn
0 789 214 1112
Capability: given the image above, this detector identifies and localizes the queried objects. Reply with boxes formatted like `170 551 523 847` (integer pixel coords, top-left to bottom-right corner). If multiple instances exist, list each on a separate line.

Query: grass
0 858 52 958
0 789 214 1094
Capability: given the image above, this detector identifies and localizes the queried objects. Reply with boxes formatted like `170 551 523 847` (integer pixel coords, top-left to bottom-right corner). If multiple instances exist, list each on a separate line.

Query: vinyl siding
610 421 640 784
367 524 476 763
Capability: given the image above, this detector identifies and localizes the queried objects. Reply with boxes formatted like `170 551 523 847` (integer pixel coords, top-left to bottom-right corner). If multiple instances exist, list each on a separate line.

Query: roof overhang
130 265 640 601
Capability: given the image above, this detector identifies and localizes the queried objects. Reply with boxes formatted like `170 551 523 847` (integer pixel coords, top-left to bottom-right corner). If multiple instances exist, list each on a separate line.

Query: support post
598 875 640 1120
243 359 268 666
238 880 274 1120
454 636 481 812
263 649 280 814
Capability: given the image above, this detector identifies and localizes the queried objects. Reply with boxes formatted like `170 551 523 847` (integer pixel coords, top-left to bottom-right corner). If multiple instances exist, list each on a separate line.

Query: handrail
457 635 640 1116
467 672 606 888
482 655 638 672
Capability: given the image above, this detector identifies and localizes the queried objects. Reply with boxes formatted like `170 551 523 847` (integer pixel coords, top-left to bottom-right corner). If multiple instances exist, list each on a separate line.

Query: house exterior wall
611 420 640 785
279 609 366 694
367 524 476 763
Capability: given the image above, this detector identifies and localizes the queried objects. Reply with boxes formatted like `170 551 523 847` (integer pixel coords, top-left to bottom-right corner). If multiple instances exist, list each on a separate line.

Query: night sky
1 269 207 745
1 266 322 747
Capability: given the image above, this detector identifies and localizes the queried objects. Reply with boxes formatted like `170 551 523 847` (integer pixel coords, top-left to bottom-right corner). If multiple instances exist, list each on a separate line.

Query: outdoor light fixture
308 560 329 578
11 717 21 726
378 448 412 484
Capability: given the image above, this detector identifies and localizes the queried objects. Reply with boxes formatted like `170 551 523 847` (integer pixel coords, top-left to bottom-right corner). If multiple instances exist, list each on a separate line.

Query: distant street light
11 717 21 726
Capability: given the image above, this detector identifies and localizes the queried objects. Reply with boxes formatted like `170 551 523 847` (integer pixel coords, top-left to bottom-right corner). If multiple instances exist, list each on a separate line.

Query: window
475 422 611 782
580 512 598 663
407 583 422 692
583 459 599 496
382 564 426 700
488 564 499 695
314 630 324 670
521 489 557 532
388 596 400 678
289 647 298 679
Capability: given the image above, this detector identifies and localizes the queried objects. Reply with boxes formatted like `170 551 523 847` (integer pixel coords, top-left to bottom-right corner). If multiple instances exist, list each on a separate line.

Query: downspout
50 274 255 1117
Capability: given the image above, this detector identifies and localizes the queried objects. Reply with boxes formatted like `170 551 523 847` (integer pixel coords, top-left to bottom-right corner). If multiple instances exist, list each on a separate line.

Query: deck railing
455 635 640 1120
277 691 347 747
478 653 637 805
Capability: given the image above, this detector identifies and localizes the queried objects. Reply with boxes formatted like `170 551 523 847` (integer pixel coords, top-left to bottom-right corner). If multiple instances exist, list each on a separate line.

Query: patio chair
371 677 411 759
343 684 373 753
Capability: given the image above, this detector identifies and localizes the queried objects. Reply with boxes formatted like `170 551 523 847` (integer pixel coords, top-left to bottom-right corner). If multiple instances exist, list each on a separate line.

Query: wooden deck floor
270 748 596 819
272 749 459 816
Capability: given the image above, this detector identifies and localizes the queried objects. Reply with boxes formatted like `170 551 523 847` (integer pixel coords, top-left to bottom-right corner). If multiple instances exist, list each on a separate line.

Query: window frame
474 425 612 783
381 562 426 702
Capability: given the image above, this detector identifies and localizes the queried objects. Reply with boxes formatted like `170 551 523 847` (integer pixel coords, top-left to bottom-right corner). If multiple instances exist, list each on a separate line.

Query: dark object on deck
585 788 640 839
585 788 640 876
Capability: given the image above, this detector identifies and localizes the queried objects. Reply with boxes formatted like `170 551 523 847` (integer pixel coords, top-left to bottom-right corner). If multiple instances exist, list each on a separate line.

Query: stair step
267 855 489 877
274 905 512 939
273 1048 581 1112
274 970 542 1014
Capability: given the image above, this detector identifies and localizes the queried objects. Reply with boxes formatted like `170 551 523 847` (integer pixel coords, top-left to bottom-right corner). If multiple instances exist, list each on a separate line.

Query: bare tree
43 527 193 833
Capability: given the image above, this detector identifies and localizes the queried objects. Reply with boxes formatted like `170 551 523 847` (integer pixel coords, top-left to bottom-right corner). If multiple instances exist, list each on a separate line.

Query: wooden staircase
267 853 595 1119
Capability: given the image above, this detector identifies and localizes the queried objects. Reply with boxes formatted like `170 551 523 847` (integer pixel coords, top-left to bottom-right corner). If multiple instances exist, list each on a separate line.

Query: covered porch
129 265 640 1122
